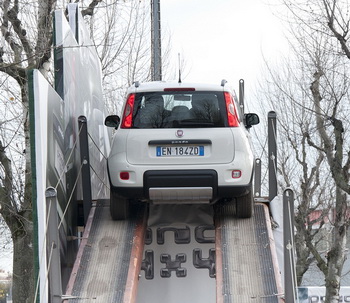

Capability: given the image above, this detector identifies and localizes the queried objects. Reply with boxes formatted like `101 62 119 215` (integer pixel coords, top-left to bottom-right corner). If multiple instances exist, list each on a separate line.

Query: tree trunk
295 238 310 285
0 80 35 302
11 219 34 303
324 189 347 303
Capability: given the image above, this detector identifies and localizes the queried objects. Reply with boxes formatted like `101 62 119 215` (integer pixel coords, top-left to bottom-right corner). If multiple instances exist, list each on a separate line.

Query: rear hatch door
126 128 234 165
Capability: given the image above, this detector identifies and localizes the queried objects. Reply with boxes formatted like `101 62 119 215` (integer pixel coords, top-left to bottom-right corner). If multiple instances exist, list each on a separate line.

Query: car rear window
132 91 226 128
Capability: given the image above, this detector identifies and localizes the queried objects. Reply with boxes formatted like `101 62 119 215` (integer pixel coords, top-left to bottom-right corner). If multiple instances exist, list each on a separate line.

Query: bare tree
259 0 350 301
257 53 333 286
86 0 163 114
0 2 58 300
0 0 158 301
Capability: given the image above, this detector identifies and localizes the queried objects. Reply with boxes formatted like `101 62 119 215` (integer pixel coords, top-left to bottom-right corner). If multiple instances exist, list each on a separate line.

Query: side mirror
244 113 259 128
105 115 120 129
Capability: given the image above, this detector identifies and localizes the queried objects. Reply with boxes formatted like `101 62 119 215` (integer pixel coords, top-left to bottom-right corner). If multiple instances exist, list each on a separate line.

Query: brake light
121 94 135 128
224 92 240 127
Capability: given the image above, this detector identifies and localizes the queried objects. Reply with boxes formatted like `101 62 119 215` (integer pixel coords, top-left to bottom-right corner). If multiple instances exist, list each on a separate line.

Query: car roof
127 81 235 94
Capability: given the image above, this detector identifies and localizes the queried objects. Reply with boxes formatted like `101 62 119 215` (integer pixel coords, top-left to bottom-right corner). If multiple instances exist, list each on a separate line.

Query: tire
236 189 254 218
110 189 130 220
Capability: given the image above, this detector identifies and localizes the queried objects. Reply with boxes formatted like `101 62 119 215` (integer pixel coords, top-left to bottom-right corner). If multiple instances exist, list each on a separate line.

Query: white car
105 80 259 220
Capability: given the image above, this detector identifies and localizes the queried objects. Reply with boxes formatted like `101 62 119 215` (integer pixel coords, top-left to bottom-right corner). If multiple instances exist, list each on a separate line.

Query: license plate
156 146 204 157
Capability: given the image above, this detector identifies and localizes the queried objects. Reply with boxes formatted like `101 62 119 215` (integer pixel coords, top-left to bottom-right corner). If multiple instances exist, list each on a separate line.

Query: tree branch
323 0 350 59
35 1 56 70
6 0 34 65
309 67 350 194
0 139 17 220
81 0 104 17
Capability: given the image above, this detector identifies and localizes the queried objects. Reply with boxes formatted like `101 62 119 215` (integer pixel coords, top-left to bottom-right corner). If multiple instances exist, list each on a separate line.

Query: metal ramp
63 201 283 302
64 200 146 302
216 203 283 303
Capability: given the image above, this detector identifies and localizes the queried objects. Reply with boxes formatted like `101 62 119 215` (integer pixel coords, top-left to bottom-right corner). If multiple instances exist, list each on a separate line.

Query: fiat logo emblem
176 130 184 137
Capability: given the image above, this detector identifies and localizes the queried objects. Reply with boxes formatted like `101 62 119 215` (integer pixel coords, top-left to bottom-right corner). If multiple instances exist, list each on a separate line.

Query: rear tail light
120 172 130 180
121 94 135 128
232 170 241 178
224 92 240 127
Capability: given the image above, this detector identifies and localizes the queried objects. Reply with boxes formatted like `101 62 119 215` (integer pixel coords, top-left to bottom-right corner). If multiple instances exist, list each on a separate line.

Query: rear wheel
110 189 130 220
236 189 254 218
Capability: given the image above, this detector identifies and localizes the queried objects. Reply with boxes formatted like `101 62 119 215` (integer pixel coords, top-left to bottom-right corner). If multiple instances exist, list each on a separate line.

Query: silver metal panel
218 203 281 303
149 187 212 204
68 201 135 302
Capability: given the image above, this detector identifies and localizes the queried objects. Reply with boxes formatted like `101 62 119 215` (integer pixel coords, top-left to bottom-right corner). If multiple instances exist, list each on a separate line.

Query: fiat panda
105 80 259 220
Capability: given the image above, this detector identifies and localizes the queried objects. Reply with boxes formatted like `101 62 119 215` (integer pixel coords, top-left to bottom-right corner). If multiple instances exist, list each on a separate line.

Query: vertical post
78 116 92 225
268 111 277 201
46 187 62 303
283 189 297 303
254 158 262 198
151 0 162 81
239 79 244 113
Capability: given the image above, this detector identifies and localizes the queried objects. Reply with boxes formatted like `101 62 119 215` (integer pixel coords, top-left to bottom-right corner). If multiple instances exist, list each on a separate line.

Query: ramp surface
66 201 140 302
216 203 282 303
137 204 216 303
65 201 282 303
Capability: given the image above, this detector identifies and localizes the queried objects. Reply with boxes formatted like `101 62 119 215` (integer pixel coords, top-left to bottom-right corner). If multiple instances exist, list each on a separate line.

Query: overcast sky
161 0 286 101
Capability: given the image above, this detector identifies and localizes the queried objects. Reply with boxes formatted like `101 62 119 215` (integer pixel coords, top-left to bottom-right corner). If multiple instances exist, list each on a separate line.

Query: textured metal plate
217 203 281 303
67 201 137 302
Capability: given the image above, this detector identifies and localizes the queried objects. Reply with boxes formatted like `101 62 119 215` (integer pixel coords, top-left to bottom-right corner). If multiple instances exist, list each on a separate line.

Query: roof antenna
178 53 182 83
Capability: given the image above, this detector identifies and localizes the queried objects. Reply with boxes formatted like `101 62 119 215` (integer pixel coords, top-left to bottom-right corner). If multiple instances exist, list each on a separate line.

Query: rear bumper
144 170 217 203
109 169 253 203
